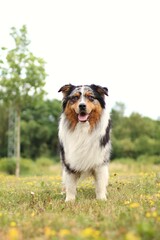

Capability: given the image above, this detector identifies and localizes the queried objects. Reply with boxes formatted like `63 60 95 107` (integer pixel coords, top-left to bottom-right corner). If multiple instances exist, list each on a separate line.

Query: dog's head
58 84 108 129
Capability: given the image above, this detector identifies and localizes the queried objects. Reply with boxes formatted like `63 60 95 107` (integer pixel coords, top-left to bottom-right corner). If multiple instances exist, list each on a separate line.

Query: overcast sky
0 0 160 119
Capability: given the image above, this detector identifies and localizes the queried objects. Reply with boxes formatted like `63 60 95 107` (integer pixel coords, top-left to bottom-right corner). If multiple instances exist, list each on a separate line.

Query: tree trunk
15 109 21 177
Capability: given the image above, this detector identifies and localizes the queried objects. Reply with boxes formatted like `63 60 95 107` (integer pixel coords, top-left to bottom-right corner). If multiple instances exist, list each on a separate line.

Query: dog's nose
79 103 86 111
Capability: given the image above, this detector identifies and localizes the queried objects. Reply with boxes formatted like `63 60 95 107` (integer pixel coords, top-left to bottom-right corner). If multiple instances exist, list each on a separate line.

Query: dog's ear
90 84 108 96
58 84 75 98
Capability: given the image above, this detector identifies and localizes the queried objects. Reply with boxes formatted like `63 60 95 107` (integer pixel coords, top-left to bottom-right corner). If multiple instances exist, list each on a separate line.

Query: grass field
0 161 160 240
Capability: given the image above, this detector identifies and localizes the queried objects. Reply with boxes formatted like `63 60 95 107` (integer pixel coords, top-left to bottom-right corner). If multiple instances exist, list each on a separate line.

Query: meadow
0 160 160 240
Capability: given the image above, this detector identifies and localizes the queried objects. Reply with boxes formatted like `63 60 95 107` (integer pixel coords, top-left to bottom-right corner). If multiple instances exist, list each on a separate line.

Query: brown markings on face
87 100 103 131
64 92 81 130
64 102 78 130
82 91 103 131
64 87 103 131
70 93 81 114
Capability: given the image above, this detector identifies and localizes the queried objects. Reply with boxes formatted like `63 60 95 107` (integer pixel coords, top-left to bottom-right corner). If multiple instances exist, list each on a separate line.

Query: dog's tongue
78 114 89 122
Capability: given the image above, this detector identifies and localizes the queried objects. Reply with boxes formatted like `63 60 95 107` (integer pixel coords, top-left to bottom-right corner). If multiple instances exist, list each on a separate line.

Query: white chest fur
59 109 111 172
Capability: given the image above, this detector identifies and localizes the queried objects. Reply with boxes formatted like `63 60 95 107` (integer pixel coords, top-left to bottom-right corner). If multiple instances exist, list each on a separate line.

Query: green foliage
20 159 36 175
21 99 61 159
111 103 160 160
0 157 58 176
0 98 61 159
0 103 8 157
0 158 35 175
0 158 16 175
0 25 47 108
0 25 47 175
137 155 160 165
36 158 54 167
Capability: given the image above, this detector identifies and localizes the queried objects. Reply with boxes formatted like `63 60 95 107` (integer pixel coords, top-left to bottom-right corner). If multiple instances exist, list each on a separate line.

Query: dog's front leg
63 170 78 202
94 165 109 200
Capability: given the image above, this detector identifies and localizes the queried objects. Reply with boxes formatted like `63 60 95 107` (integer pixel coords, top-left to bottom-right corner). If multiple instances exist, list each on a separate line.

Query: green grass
0 161 160 240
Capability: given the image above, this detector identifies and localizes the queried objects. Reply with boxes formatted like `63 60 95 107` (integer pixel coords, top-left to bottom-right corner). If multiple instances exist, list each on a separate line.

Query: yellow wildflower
129 203 140 208
145 212 151 218
8 228 19 240
125 231 141 240
10 221 17 227
59 229 71 237
152 211 158 218
31 212 35 217
44 227 56 237
81 227 100 238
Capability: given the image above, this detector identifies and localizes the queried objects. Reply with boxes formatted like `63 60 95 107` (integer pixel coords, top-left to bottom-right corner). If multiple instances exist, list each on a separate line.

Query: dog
58 84 111 201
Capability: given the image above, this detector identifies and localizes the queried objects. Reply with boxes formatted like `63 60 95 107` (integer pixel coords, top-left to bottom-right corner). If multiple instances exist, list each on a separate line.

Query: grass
0 161 160 240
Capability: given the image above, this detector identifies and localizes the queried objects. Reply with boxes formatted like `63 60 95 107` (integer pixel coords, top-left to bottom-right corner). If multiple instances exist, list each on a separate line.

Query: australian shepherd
58 84 111 201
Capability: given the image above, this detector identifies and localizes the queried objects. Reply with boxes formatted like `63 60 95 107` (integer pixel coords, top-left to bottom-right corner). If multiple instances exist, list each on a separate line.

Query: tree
0 25 47 176
0 102 8 157
21 99 61 159
111 102 125 122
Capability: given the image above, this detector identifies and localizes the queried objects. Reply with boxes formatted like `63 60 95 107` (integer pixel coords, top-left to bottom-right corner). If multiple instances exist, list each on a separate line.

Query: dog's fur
58 84 111 201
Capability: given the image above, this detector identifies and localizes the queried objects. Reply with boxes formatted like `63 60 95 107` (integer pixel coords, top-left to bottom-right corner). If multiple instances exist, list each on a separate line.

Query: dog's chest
59 122 107 172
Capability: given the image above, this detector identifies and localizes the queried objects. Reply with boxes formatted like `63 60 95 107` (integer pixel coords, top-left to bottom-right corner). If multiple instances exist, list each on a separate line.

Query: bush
36 157 54 167
53 156 60 163
0 157 58 176
0 158 36 175
112 157 136 165
137 155 160 165
0 158 16 175
20 159 36 175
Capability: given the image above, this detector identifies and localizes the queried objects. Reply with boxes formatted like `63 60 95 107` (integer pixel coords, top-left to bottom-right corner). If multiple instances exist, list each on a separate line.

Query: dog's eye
70 96 79 102
87 95 95 102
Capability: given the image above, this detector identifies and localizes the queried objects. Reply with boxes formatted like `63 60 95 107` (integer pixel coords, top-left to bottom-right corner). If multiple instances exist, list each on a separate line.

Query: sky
0 0 160 119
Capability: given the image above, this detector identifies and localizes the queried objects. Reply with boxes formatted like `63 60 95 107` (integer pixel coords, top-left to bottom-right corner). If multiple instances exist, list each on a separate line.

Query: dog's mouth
78 112 89 122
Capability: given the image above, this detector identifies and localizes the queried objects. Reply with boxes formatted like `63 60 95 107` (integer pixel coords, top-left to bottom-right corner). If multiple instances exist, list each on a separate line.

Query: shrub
36 158 54 167
0 158 36 175
20 159 36 175
137 155 160 164
0 158 16 175
53 156 60 163
0 157 59 176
